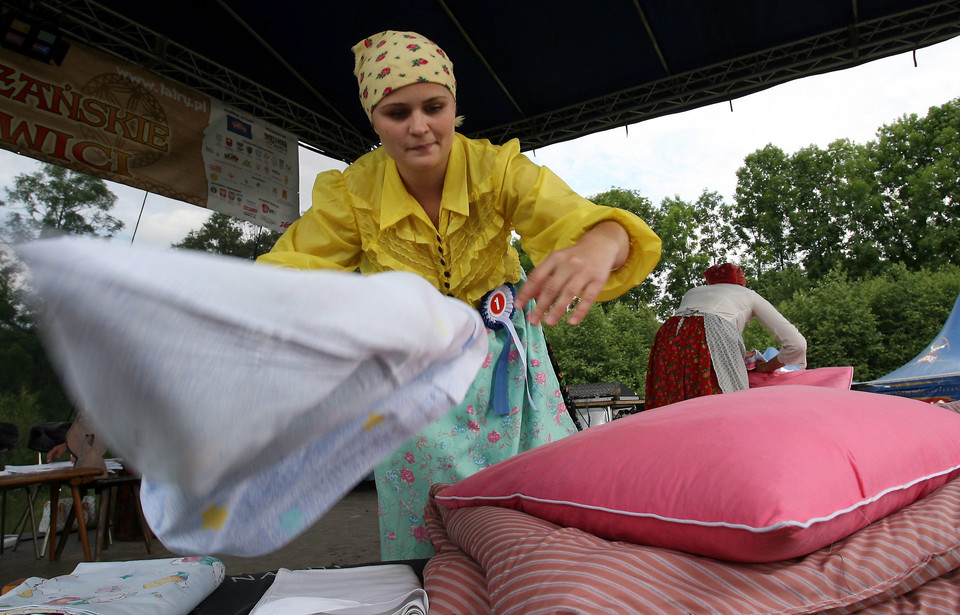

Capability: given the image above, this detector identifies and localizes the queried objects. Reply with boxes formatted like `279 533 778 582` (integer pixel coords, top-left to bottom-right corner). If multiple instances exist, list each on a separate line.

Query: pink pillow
748 366 854 389
435 385 960 562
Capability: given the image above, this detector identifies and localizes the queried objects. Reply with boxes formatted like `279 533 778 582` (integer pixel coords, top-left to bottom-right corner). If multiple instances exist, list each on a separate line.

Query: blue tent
855 293 960 403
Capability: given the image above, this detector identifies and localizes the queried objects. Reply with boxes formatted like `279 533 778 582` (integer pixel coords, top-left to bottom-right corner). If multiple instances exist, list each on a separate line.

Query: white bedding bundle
15 237 487 556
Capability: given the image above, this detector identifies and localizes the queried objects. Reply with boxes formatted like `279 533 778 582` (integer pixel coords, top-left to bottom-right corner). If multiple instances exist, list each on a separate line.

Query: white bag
37 495 98 533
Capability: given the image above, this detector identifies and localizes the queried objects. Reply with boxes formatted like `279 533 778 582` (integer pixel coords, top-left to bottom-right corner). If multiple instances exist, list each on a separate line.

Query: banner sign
0 37 299 231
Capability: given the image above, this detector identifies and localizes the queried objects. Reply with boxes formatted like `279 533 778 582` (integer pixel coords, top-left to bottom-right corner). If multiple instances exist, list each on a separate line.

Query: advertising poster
0 34 299 231
202 102 298 231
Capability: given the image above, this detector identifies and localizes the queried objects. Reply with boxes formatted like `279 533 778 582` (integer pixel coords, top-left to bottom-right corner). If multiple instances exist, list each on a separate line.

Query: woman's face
371 82 456 177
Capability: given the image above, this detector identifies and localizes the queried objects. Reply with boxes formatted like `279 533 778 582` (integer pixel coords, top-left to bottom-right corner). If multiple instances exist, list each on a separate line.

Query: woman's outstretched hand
753 356 786 373
516 221 629 327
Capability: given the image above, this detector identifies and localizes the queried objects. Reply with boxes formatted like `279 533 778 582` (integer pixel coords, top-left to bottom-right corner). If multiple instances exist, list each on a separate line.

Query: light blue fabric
375 298 578 560
0 557 224 614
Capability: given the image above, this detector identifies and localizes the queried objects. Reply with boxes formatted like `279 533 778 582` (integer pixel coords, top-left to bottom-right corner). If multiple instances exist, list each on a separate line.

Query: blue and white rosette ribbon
480 283 536 415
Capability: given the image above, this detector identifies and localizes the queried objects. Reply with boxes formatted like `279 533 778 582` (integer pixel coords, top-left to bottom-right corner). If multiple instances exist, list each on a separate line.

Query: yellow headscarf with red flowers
352 30 457 122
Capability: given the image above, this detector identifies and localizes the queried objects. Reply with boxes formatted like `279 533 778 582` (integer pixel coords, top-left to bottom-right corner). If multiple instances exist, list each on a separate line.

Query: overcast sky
2 35 959 248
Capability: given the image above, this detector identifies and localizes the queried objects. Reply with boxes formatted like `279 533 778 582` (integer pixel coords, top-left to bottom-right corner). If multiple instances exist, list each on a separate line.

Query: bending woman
645 263 806 411
258 30 661 559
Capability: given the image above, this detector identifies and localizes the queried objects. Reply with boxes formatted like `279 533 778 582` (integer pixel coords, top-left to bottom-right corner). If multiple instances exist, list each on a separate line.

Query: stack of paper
1 459 124 476
249 565 427 615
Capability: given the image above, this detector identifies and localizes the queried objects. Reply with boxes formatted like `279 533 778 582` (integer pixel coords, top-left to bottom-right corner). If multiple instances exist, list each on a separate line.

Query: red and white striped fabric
424 478 960 614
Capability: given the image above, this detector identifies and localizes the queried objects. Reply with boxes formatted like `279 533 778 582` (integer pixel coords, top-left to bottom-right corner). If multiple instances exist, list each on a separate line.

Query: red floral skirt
645 315 721 410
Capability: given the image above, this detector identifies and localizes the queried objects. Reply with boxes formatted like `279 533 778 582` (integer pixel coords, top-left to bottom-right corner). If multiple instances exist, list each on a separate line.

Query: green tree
652 191 737 317
0 164 120 417
172 212 283 259
855 264 960 378
762 266 960 382
588 188 661 309
777 268 883 380
544 301 659 392
750 263 810 307
0 164 123 241
731 144 795 277
789 141 856 278
871 98 960 270
826 140 886 279
590 187 659 223
0 388 44 465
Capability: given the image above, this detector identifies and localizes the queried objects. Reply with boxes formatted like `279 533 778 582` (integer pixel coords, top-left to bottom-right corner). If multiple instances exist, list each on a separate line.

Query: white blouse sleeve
749 290 808 368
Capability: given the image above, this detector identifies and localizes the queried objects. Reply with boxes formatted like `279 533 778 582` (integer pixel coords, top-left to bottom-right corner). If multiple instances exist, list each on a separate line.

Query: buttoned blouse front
259 133 661 308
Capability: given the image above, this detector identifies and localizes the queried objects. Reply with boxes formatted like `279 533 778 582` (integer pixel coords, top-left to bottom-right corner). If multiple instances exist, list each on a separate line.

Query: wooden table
0 466 104 561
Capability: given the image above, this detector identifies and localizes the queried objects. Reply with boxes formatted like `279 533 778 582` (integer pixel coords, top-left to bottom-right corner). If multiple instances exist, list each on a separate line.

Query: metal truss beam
472 1 960 152
17 0 960 161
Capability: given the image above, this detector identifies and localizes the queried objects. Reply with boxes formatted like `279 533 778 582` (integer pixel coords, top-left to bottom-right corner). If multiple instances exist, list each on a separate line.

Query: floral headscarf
352 30 457 122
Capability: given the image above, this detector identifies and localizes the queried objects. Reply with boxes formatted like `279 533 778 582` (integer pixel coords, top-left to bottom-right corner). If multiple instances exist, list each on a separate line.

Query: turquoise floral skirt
374 302 578 560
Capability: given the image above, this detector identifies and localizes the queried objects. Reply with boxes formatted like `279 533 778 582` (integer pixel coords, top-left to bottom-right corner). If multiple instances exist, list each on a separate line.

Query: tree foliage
0 164 122 420
727 98 960 279
543 302 659 392
732 144 795 276
649 190 737 317
172 212 283 259
871 99 960 269
0 163 123 241
544 97 960 392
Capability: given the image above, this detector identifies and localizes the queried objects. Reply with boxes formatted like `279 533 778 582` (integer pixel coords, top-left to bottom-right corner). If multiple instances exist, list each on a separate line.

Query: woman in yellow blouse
259 30 661 560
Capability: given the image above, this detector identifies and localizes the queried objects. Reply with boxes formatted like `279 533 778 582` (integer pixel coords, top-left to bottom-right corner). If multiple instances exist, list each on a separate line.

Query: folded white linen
14 237 487 555
249 565 426 615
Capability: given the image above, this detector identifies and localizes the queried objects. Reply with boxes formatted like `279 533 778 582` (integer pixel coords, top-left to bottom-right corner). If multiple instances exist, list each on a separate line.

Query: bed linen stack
423 473 960 614
421 386 960 614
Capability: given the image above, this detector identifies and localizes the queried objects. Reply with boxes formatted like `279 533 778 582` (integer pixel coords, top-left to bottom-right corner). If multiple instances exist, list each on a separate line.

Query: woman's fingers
519 255 607 326
516 222 627 326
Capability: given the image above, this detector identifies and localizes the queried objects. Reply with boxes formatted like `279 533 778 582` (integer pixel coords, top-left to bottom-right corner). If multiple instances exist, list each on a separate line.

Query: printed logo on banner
263 130 289 153
226 115 253 138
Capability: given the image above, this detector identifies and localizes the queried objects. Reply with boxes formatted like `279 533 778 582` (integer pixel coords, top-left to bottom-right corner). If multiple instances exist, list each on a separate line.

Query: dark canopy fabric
10 1 960 162
856 292 960 403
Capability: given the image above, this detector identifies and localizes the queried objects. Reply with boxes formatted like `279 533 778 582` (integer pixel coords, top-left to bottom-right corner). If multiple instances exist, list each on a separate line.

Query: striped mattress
423 477 960 614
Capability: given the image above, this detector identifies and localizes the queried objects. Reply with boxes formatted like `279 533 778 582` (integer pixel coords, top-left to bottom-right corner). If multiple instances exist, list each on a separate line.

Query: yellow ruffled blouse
259 133 661 308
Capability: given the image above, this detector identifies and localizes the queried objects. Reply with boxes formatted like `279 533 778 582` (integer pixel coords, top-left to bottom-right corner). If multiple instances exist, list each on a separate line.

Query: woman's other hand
753 356 786 373
46 442 71 463
517 221 629 326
